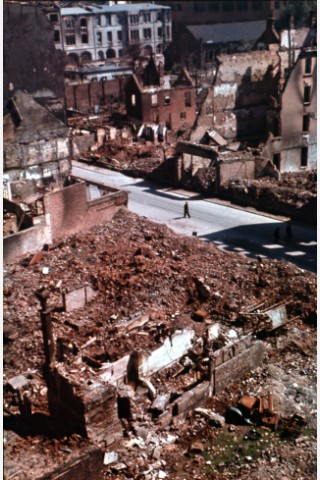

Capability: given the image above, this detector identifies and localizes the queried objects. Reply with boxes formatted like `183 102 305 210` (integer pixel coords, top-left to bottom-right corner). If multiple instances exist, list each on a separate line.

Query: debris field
3 208 316 480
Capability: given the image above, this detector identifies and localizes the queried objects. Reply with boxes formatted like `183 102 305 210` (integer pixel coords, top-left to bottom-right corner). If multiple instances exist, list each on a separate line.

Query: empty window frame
303 85 311 104
96 15 101 26
158 27 163 38
151 94 158 106
300 147 308 167
143 13 151 22
64 18 75 30
180 112 187 119
81 33 88 44
143 28 152 39
305 56 312 75
50 13 59 22
54 29 60 42
273 153 281 170
130 14 139 25
97 32 102 45
166 26 170 37
130 30 139 40
184 91 192 107
302 114 310 132
117 30 122 41
164 95 171 105
80 18 87 28
107 31 112 42
66 34 75 45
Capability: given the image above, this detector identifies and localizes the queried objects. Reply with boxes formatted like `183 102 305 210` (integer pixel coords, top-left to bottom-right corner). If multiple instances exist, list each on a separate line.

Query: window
117 14 124 25
153 114 159 123
117 31 122 41
180 112 186 119
304 85 311 104
158 27 162 38
208 1 219 11
143 28 152 39
302 114 310 132
64 18 74 30
130 14 139 25
305 57 312 75
130 30 139 40
118 49 123 57
97 32 102 45
222 1 234 11
131 94 136 106
166 26 170 38
164 95 170 105
252 1 263 9
54 30 60 42
194 2 206 12
81 33 88 44
237 1 248 10
66 34 75 45
151 94 158 106
184 91 192 107
143 13 151 22
105 14 111 26
50 13 58 22
107 31 112 42
80 18 87 28
96 15 101 26
301 147 308 167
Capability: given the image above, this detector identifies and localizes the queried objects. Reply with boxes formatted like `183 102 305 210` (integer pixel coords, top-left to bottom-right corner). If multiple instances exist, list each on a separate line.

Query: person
285 223 292 241
274 227 280 243
184 201 191 218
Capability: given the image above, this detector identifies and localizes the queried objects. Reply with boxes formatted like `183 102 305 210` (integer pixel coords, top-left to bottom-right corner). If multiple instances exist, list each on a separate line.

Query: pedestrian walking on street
274 226 280 243
184 201 191 218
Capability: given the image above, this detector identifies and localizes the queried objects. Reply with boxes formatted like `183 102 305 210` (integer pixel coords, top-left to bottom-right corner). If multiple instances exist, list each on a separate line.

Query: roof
66 64 132 74
187 20 266 44
60 3 170 16
4 90 68 143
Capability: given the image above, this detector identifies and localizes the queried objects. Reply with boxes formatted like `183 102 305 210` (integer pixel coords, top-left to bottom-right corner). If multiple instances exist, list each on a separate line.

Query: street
72 161 317 272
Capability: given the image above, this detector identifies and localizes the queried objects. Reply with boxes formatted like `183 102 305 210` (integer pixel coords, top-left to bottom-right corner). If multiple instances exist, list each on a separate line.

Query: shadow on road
199 223 316 273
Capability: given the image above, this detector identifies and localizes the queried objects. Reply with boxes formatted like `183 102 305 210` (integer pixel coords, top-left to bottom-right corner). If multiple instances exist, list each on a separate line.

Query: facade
158 1 285 29
125 57 196 131
45 3 172 65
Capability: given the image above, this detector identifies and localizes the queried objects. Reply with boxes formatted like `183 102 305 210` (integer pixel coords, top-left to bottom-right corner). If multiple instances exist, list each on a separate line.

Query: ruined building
3 1 66 121
45 2 172 65
125 56 196 136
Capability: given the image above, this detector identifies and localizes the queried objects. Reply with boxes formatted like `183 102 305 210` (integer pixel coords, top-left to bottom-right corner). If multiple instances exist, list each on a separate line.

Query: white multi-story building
46 3 172 65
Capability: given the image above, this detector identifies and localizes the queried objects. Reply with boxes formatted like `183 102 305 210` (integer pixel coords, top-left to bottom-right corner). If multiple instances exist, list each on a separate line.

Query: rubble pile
4 208 316 479
220 170 317 223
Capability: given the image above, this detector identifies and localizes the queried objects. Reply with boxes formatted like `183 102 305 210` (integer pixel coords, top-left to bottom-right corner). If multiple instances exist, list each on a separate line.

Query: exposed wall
5 138 70 170
213 50 280 141
65 78 128 112
3 2 66 121
218 159 256 186
43 182 128 241
4 218 51 263
277 52 317 171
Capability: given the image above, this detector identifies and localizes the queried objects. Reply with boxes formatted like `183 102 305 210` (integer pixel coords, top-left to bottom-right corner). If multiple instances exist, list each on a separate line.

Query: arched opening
81 51 92 64
106 48 116 59
67 53 79 66
98 50 105 61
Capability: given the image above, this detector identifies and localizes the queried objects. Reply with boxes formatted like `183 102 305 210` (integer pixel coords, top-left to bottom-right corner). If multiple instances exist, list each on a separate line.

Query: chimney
158 61 164 87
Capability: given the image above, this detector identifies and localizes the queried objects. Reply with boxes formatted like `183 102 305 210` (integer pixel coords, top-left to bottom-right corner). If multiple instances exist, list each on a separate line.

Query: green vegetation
276 0 317 29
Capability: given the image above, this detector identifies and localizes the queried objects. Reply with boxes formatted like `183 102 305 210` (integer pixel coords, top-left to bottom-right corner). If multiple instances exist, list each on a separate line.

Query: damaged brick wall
218 158 256 186
65 78 128 112
212 51 280 141
43 182 128 241
4 218 51 262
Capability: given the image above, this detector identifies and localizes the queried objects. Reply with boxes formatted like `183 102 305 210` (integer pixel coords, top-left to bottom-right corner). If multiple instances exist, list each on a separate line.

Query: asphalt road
72 161 317 273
